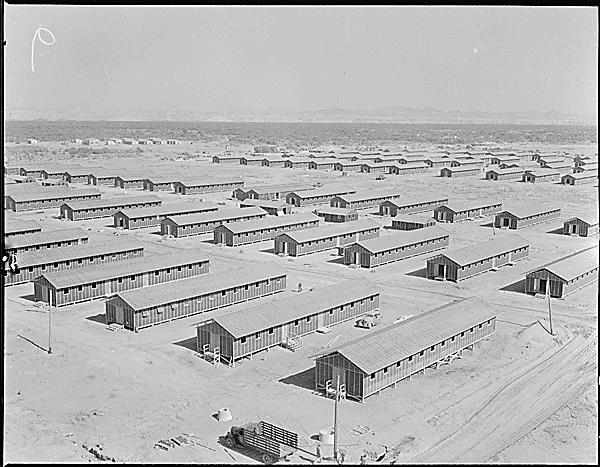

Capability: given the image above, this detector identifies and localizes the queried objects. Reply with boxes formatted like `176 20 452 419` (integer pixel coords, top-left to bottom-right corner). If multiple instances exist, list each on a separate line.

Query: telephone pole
333 375 339 461
48 292 52 354
547 289 554 336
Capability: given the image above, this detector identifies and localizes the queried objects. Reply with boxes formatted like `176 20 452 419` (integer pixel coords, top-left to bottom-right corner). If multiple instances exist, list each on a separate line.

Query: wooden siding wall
176 181 244 194
434 204 502 223
562 175 597 185
274 227 380 256
391 220 435 230
344 235 449 268
115 178 145 189
109 274 288 331
441 168 480 177
33 259 210 307
526 267 598 298
4 228 42 237
494 210 561 229
427 246 529 281
392 165 430 175
4 247 144 286
62 200 161 221
315 354 366 401
286 193 353 207
161 212 266 237
318 213 358 223
214 220 320 246
7 237 88 254
522 173 560 183
379 199 447 216
199 293 379 361
563 219 598 237
8 194 101 212
88 176 116 185
331 196 400 210
333 164 363 171
316 318 496 402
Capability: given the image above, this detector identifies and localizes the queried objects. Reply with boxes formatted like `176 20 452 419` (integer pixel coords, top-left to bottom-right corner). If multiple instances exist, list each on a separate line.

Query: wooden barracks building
4 218 42 237
563 215 598 237
274 219 380 257
426 235 529 282
285 186 356 207
105 262 287 331
314 207 359 223
6 187 101 212
213 213 320 247
391 214 437 231
433 198 502 223
524 246 598 298
313 297 496 402
343 226 450 268
329 191 401 211
174 178 244 195
161 207 267 237
379 196 448 217
61 195 162 221
195 278 380 366
493 205 561 230
5 227 89 254
33 250 210 308
4 239 144 286
113 202 218 230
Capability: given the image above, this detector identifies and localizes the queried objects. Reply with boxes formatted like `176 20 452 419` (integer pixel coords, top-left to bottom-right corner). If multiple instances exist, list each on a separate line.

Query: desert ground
3 139 598 464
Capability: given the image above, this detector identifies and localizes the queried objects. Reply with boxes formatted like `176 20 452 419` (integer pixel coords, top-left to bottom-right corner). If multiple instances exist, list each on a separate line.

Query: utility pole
547 289 554 336
48 292 52 354
333 375 339 461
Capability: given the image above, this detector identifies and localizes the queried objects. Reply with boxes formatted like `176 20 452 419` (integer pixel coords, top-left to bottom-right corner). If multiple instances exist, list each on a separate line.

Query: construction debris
155 433 216 452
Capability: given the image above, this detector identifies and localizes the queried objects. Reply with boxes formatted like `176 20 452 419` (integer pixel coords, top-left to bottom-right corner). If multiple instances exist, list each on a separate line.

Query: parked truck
355 310 381 329
223 420 298 464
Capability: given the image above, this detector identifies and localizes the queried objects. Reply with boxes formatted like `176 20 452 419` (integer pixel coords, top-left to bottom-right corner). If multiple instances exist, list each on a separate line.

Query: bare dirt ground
3 141 598 464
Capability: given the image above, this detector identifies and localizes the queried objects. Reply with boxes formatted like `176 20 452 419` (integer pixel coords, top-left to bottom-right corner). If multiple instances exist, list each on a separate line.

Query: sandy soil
3 141 598 464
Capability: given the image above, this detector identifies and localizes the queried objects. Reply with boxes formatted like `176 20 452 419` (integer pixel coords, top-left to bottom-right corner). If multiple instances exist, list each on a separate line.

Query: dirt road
411 331 597 464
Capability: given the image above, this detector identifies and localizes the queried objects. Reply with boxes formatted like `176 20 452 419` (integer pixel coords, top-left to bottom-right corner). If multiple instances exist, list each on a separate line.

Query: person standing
314 442 322 464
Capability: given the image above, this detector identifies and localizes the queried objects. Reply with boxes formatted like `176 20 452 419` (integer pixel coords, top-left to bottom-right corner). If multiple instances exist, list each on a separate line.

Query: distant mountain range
4 107 597 125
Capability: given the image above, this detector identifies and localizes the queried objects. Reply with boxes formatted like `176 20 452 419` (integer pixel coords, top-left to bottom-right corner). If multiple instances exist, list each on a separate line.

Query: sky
3 6 598 115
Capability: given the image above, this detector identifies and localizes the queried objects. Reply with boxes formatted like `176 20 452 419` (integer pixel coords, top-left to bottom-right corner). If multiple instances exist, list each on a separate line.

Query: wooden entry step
106 323 123 332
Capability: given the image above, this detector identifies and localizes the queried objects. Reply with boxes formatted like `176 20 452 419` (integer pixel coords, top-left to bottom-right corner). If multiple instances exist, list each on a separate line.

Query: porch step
106 323 123 332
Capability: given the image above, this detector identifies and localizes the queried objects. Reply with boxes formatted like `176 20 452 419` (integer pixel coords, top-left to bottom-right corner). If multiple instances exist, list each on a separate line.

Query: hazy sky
4 6 598 114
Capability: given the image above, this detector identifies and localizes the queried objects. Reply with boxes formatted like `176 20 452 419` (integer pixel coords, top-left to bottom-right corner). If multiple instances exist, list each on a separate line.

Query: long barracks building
433 198 502 223
4 218 42 237
161 207 267 237
274 219 380 256
6 187 101 212
196 278 380 365
426 235 529 282
313 297 496 402
343 226 450 268
113 202 219 230
5 227 89 254
174 178 244 195
33 250 210 308
213 213 320 246
105 262 287 331
330 191 401 210
524 246 598 298
60 195 162 221
379 196 448 217
493 205 561 230
4 239 144 286
285 186 356 207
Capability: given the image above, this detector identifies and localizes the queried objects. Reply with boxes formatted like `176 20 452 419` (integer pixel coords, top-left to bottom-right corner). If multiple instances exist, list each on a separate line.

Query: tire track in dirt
411 331 597 463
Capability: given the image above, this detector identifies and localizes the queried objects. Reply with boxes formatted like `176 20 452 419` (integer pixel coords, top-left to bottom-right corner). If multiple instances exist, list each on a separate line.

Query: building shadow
326 256 346 266
479 222 494 228
86 313 107 324
259 247 275 254
499 279 527 294
172 336 197 352
546 227 565 235
278 367 315 391
19 294 37 303
201 239 216 244
405 267 428 278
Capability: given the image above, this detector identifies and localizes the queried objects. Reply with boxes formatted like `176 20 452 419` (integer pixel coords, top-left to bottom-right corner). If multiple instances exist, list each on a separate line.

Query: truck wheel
261 453 274 464
224 437 235 448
